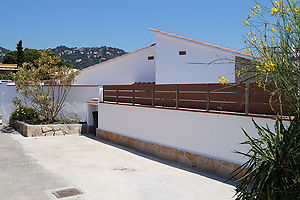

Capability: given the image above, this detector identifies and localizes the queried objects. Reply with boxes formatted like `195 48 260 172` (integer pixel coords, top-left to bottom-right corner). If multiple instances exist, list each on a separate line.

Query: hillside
0 46 126 69
0 47 10 63
52 46 126 69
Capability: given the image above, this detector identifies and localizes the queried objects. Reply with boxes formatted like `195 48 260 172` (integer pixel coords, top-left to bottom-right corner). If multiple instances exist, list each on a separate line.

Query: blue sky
1 0 256 52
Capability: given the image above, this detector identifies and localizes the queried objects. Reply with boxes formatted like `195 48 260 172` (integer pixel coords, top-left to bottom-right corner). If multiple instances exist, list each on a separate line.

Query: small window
148 56 154 60
179 51 187 55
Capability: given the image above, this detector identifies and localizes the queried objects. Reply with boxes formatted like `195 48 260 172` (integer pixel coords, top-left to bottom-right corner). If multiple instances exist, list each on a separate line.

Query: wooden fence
103 83 290 116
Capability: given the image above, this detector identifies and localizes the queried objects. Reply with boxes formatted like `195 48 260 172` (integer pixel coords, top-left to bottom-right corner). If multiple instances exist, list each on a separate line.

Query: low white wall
98 103 280 164
0 84 22 124
0 84 99 124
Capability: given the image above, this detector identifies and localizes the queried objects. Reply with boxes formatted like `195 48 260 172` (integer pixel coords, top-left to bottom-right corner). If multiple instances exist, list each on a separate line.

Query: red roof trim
149 28 254 58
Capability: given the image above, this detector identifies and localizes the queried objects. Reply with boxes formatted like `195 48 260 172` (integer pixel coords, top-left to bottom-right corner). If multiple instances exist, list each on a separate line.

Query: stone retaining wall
10 120 84 137
96 129 245 178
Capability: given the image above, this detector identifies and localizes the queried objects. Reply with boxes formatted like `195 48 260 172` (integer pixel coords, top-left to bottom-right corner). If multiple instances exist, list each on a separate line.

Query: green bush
233 116 300 200
53 119 80 124
0 72 13 80
10 106 39 124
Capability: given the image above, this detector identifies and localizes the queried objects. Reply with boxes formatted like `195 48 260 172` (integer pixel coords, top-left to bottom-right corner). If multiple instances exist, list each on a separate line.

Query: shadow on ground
82 133 237 187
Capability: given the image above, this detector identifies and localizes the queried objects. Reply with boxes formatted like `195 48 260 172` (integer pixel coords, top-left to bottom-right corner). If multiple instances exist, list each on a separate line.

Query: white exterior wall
74 45 156 85
155 34 237 84
98 103 281 164
0 84 99 124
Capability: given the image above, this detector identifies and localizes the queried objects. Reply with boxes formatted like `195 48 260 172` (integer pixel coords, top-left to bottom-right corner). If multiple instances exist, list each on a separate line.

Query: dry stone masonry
10 120 83 137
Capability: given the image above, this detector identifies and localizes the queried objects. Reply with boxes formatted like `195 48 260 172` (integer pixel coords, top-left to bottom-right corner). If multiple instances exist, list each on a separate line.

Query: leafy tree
3 48 40 65
16 40 24 67
13 50 79 122
3 48 74 70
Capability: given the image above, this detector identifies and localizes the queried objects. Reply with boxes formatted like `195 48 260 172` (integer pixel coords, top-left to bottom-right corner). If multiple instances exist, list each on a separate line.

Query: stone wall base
96 129 245 179
10 120 83 137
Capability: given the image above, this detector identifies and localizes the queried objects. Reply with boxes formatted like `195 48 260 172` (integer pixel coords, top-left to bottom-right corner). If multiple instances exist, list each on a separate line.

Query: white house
74 28 253 85
74 44 156 85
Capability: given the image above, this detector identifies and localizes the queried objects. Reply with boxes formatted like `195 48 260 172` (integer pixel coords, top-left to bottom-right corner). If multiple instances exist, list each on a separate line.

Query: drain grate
52 188 83 199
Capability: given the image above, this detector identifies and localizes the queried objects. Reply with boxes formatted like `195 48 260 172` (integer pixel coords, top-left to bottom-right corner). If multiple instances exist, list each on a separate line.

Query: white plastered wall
0 84 99 124
74 45 156 85
98 103 283 164
155 34 238 84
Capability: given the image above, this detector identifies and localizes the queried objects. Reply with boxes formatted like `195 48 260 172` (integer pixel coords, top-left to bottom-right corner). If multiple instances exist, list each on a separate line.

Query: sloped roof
81 43 156 71
148 28 253 58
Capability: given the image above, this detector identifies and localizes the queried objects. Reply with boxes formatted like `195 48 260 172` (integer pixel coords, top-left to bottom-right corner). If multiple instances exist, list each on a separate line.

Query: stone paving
0 126 236 200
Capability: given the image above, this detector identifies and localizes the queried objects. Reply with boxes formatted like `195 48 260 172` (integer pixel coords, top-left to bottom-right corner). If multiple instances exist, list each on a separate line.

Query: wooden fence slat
178 101 207 109
154 84 177 91
154 99 176 107
117 91 133 97
209 92 245 103
102 83 290 116
134 98 152 105
133 84 154 90
209 102 245 113
134 91 152 98
179 84 208 91
154 91 176 99
179 93 207 100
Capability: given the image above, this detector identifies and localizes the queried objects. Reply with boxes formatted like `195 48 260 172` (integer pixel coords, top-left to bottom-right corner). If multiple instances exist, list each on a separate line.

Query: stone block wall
96 129 245 179
10 120 84 137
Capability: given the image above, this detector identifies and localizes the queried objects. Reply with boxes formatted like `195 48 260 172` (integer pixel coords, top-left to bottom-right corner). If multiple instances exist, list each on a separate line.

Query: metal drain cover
52 188 83 199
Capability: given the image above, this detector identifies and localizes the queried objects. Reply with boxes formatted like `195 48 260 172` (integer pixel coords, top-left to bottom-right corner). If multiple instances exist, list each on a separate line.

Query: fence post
206 84 210 111
116 87 119 104
176 84 179 109
132 84 135 105
245 83 250 114
152 84 155 107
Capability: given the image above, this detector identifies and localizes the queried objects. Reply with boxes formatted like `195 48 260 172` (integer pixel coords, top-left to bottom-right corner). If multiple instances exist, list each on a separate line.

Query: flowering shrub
232 1 300 199
240 0 300 113
10 106 39 124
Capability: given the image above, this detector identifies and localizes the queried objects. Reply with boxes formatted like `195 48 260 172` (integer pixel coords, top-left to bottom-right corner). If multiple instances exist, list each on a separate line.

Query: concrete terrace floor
0 128 236 200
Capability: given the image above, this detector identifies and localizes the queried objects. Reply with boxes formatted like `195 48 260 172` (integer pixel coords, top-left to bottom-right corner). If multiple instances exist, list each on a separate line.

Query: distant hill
0 47 10 63
0 45 127 69
51 46 126 69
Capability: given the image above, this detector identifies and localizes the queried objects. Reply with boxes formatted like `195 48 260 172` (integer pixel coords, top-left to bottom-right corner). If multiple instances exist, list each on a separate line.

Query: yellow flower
244 49 251 54
248 13 253 18
248 31 254 35
271 36 275 42
251 37 258 44
237 70 241 77
274 1 280 7
252 10 258 15
271 28 277 32
256 65 261 71
266 61 276 71
218 76 229 84
243 20 251 26
271 7 279 15
286 24 293 32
